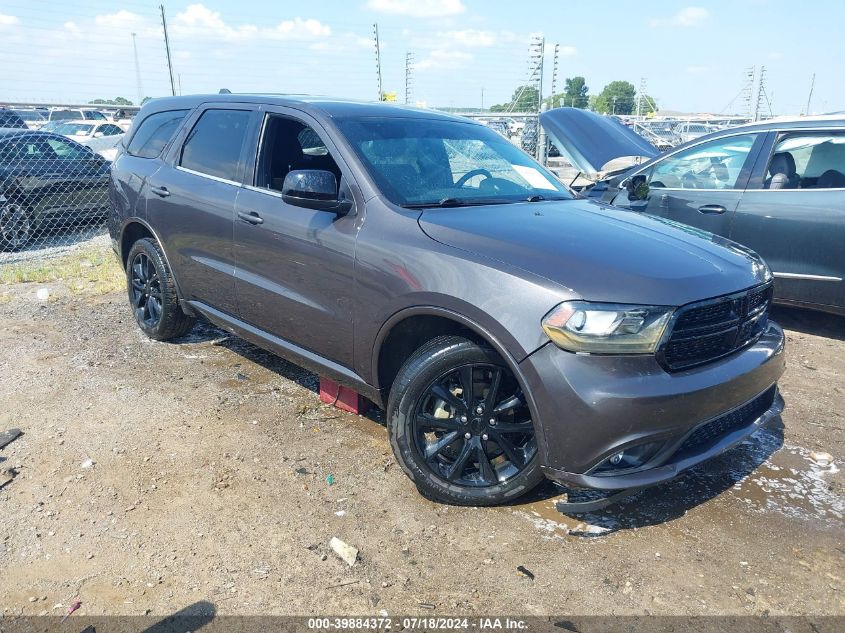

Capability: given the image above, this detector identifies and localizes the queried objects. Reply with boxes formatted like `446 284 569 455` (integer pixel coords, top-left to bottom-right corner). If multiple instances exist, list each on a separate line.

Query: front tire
0 200 32 251
126 238 195 341
387 336 544 506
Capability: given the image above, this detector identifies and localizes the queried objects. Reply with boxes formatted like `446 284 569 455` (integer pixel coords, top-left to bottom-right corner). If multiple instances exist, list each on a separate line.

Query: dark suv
108 95 785 506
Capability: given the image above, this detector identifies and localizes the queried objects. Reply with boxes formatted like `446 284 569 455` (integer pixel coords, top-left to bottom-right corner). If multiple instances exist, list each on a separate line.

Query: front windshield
52 123 94 136
338 117 572 206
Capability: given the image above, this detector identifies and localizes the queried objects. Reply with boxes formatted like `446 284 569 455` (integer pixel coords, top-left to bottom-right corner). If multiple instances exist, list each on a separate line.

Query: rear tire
126 238 195 341
387 335 544 506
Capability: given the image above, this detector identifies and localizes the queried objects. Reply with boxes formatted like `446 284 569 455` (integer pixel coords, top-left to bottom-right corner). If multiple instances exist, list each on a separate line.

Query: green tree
490 85 540 112
593 81 636 115
635 94 658 115
141 96 153 105
89 97 134 106
563 76 589 108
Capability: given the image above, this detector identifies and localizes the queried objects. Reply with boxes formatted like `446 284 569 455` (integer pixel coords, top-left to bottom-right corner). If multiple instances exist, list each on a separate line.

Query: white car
47 120 125 160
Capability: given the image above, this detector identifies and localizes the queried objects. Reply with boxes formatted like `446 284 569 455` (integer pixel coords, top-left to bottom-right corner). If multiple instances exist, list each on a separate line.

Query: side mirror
626 174 650 202
281 169 352 215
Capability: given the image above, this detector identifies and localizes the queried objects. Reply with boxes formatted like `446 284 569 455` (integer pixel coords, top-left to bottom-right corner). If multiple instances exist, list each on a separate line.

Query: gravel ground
0 248 843 618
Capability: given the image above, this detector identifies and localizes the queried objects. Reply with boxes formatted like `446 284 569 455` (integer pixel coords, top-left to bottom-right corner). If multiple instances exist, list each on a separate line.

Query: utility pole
373 24 383 101
612 96 617 115
804 73 815 115
131 32 144 105
404 51 414 105
160 5 176 97
177 73 182 96
534 35 546 162
550 44 559 107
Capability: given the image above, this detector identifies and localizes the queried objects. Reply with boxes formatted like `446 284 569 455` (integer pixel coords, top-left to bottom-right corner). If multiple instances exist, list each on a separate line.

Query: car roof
138 94 479 124
714 114 845 134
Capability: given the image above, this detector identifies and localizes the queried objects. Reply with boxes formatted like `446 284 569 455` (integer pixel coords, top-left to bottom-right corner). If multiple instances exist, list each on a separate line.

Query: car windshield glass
50 110 77 120
53 123 94 136
337 117 571 206
13 110 44 122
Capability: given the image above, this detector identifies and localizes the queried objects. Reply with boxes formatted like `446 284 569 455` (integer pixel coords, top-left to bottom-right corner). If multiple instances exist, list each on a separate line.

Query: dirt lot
0 243 843 618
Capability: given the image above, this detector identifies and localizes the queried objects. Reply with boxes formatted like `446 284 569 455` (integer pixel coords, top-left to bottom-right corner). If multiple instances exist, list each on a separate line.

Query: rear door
637 132 765 236
111 109 190 222
146 105 257 316
731 129 845 311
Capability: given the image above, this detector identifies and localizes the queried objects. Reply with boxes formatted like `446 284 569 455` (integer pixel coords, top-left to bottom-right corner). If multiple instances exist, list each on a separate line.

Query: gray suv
108 95 786 506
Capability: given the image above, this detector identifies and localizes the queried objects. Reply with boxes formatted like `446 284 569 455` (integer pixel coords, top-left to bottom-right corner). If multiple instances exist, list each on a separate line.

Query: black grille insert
661 283 773 371
676 386 777 456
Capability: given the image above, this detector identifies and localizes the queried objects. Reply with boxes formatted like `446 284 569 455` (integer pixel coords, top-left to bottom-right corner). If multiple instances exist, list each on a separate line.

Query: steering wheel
455 168 493 188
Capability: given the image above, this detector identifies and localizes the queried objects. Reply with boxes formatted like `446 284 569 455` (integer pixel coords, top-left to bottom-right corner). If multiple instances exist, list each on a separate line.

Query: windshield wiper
527 194 571 202
402 197 518 209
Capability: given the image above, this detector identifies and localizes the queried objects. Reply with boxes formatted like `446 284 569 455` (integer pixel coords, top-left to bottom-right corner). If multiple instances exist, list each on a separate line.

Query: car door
146 105 256 316
41 135 107 219
731 129 845 311
630 132 765 236
233 107 359 368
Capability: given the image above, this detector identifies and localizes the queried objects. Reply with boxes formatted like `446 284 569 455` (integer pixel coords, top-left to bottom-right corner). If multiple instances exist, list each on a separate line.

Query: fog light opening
593 441 664 475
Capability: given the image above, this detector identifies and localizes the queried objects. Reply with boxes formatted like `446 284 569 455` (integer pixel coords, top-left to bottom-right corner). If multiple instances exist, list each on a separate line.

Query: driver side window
649 133 758 190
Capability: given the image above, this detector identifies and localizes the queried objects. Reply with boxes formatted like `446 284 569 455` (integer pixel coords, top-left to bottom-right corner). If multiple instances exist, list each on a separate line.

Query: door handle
150 186 170 198
237 210 264 225
698 204 727 215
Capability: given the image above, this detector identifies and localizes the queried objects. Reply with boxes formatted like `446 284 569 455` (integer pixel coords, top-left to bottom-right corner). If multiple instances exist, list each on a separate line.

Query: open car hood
539 107 659 179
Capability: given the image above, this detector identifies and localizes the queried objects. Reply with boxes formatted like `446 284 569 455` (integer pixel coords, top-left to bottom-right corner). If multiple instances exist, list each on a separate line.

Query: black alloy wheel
130 251 163 329
413 363 537 487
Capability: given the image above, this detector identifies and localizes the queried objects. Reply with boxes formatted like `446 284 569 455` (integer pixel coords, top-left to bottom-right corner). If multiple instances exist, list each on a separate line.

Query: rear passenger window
180 109 251 182
126 110 188 159
763 133 845 189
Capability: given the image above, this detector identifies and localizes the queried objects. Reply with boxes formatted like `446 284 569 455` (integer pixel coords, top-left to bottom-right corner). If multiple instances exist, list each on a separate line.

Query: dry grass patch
0 245 124 296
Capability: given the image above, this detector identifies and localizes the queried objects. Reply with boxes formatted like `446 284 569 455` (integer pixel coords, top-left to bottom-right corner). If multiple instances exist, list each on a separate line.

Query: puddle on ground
730 436 842 522
512 428 842 538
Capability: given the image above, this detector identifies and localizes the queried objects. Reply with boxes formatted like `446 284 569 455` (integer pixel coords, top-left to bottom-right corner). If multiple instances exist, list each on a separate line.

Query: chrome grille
660 283 773 371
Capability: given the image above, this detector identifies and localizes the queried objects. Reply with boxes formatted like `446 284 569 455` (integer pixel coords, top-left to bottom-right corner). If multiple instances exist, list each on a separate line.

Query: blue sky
0 0 841 114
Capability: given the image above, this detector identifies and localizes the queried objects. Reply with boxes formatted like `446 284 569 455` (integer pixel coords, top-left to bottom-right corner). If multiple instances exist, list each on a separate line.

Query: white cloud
94 10 146 29
172 4 329 41
365 0 466 18
558 45 577 57
416 49 473 70
0 13 19 26
649 7 709 28
439 29 496 47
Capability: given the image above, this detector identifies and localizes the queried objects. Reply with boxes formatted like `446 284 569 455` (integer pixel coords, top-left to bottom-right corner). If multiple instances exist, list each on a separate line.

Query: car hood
539 107 659 179
418 200 770 306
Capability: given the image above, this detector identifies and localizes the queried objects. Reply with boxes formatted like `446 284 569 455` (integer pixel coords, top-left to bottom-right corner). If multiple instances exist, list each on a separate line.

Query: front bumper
520 321 786 490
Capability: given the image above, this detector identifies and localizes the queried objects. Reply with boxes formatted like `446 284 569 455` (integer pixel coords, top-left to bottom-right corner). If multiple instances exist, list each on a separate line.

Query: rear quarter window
125 110 189 159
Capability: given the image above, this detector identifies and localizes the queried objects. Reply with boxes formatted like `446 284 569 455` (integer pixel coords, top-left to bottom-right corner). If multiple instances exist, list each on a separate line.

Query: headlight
542 301 673 354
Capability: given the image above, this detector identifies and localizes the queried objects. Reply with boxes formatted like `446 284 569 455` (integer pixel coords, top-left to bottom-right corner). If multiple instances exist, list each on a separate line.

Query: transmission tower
741 66 756 119
508 35 544 113
754 66 771 120
373 24 383 101
405 52 414 105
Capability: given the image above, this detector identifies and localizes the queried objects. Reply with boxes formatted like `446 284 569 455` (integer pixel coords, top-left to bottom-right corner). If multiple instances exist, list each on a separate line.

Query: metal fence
0 130 112 265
